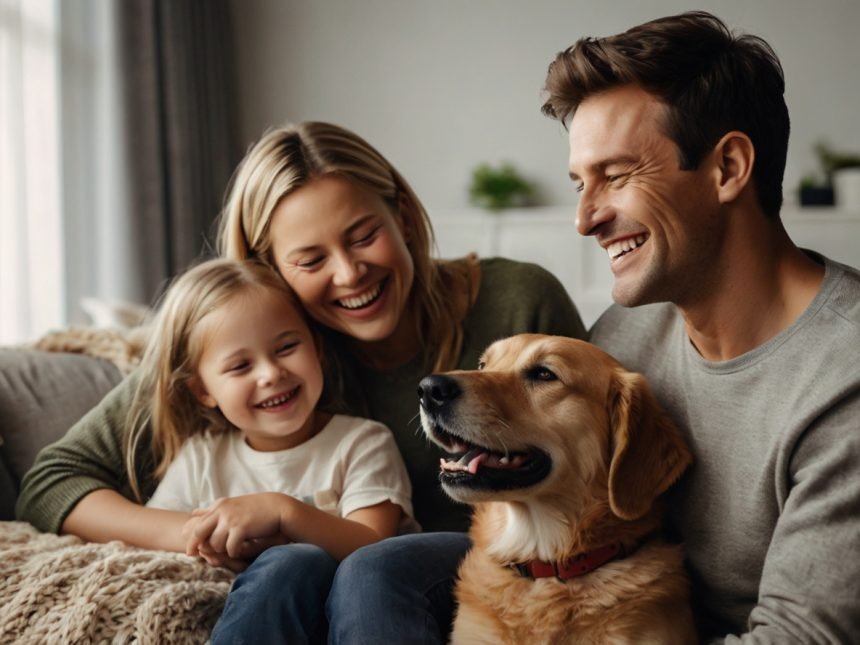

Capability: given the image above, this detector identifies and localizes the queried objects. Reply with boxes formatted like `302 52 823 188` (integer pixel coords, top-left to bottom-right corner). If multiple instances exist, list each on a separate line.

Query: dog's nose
418 374 461 411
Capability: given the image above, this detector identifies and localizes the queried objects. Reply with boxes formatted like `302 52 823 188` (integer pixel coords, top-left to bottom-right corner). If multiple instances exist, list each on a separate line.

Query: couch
0 348 123 519
0 347 231 643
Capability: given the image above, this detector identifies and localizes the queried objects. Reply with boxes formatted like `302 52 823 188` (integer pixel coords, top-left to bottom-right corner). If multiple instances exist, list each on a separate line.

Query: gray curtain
117 0 241 301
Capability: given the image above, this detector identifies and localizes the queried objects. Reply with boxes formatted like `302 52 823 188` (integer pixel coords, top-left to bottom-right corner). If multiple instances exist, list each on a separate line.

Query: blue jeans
211 543 337 644
210 532 471 644
327 532 471 644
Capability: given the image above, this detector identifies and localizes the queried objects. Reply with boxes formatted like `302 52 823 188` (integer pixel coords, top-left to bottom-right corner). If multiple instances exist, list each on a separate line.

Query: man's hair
542 11 789 218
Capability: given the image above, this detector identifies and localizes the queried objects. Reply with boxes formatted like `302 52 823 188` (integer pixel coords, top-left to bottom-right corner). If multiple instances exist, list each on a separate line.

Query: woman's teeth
338 281 383 309
608 234 647 260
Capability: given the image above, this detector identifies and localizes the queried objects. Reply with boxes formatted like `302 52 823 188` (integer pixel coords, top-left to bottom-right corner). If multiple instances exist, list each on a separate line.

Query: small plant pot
798 185 835 207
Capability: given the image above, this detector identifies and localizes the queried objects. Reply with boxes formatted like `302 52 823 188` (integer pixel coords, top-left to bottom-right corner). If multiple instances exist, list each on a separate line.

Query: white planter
833 168 860 213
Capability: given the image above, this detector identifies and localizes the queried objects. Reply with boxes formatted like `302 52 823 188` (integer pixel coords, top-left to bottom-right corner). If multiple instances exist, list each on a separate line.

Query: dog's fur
419 334 696 644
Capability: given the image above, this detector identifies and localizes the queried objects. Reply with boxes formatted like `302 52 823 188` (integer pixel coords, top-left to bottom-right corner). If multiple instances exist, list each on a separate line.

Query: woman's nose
332 252 367 287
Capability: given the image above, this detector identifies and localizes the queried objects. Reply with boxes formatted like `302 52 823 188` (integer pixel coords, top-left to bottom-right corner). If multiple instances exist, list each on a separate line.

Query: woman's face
269 174 416 352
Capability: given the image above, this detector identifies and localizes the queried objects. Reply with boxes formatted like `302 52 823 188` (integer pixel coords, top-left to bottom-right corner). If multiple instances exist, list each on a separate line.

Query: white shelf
430 206 860 330
430 207 611 329
782 207 860 267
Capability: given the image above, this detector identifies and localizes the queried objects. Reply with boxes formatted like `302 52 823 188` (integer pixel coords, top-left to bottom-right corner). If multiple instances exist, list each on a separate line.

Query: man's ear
189 377 218 409
714 131 754 205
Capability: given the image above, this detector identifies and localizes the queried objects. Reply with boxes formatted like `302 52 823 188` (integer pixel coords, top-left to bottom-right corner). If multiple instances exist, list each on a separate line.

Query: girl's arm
186 493 402 561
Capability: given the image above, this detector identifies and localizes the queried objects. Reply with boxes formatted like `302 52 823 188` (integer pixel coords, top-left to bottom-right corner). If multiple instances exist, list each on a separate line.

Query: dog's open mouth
428 423 551 491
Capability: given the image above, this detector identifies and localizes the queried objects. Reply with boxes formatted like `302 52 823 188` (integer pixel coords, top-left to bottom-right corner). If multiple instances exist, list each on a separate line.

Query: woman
18 121 586 642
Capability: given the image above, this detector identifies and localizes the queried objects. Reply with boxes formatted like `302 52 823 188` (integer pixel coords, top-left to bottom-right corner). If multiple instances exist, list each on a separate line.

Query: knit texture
0 522 233 644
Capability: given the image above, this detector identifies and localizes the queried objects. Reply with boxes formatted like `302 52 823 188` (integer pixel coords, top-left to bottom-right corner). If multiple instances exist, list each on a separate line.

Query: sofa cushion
0 349 123 507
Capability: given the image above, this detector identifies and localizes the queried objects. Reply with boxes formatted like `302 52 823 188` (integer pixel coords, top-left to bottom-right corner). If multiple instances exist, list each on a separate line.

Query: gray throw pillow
0 349 122 497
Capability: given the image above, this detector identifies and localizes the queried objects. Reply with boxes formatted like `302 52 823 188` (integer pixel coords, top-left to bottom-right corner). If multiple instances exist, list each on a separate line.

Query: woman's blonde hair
125 258 311 501
217 121 477 373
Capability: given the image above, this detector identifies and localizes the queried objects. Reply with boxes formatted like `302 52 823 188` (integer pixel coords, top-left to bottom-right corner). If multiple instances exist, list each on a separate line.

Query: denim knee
236 543 337 590
327 533 471 645
211 543 338 645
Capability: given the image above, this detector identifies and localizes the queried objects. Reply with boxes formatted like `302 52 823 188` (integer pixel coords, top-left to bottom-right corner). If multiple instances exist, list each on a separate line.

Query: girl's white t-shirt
146 414 418 532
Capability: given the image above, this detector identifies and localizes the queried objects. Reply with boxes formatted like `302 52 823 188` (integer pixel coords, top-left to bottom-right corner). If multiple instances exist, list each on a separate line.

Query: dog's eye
477 360 486 370
527 365 558 382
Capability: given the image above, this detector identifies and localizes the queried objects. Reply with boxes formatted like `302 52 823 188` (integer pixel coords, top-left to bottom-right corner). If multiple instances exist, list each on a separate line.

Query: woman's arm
186 493 402 562
15 371 201 555
64 488 273 571
16 372 153 533
62 488 190 551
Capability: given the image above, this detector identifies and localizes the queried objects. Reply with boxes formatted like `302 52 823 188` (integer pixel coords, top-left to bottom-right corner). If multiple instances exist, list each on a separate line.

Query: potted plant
798 174 834 207
815 142 860 211
815 142 860 182
468 162 535 211
799 142 860 207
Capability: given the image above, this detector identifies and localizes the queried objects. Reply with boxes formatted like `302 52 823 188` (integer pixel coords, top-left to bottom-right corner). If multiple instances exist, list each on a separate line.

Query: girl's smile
191 286 325 452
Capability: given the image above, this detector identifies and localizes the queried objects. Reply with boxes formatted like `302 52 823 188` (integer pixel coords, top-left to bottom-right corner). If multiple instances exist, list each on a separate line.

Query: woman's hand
182 511 290 571
185 493 291 560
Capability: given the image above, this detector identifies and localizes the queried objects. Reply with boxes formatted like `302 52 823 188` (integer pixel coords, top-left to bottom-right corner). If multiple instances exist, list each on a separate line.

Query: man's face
568 84 724 307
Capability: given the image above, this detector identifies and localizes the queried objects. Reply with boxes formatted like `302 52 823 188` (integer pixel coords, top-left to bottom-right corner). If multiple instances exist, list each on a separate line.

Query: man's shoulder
823 258 860 329
589 302 680 356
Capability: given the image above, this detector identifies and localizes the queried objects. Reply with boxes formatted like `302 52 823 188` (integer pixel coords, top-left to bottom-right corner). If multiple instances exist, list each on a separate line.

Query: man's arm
721 391 860 643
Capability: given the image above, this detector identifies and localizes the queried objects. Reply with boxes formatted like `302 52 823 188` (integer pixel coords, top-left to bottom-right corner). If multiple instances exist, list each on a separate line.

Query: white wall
229 0 860 212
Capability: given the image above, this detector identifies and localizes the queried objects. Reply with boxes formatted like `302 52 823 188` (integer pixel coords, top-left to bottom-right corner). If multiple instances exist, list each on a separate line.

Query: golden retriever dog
418 334 696 644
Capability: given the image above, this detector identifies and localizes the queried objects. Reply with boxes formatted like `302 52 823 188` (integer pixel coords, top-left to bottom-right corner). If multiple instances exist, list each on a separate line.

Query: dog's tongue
440 447 527 474
465 449 488 474
451 447 487 473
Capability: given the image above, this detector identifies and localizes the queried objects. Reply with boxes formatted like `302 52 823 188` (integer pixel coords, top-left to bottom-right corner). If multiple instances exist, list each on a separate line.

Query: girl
19 122 587 644
132 258 415 571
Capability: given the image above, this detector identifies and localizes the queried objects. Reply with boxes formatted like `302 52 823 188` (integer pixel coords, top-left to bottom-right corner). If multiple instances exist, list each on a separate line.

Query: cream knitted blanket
0 522 233 644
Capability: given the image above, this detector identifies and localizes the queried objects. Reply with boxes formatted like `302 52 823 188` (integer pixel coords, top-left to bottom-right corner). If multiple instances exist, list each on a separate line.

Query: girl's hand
186 493 290 559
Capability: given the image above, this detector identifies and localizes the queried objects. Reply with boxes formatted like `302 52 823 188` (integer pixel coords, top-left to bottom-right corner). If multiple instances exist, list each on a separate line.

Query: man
542 10 860 643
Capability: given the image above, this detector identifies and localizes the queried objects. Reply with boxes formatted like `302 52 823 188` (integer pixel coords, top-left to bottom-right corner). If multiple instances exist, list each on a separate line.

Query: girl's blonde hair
125 258 311 501
217 121 478 373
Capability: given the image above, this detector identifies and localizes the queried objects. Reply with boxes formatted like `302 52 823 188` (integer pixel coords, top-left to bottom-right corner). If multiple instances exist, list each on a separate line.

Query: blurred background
3 0 860 343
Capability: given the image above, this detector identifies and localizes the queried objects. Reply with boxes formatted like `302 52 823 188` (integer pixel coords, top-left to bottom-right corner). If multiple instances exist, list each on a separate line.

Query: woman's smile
335 276 388 312
271 174 417 362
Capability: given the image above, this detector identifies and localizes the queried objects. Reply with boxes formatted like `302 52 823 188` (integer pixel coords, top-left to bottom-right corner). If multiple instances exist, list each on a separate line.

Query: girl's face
191 286 325 452
268 174 417 364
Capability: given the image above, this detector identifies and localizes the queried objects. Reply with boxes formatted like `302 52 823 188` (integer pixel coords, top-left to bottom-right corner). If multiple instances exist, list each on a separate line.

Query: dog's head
418 334 692 522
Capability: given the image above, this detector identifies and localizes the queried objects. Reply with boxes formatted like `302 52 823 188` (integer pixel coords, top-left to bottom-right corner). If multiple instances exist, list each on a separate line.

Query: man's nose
575 188 611 237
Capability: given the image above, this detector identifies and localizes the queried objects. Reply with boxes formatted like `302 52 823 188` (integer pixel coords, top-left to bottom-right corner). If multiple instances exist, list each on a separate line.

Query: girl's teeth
259 390 295 408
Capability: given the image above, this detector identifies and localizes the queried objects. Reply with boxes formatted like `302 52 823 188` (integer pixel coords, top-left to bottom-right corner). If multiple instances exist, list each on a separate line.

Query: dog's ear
607 370 692 521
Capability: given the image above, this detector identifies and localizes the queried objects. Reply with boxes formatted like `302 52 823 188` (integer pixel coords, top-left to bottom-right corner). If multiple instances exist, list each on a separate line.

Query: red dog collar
509 543 623 581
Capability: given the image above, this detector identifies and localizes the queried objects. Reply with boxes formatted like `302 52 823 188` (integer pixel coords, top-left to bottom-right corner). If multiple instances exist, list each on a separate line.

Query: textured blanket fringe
0 522 233 644
30 325 151 376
